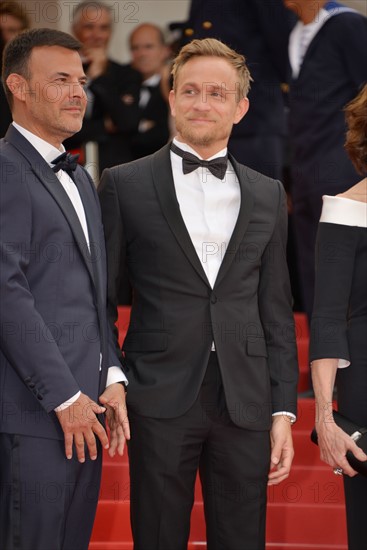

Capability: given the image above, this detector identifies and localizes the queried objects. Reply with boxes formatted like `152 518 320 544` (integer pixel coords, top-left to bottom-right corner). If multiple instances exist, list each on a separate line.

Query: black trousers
0 433 102 550
128 353 270 550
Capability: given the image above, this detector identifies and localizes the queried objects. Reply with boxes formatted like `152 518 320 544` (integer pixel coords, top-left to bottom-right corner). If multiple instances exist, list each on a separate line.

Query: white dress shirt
289 8 330 79
171 138 240 288
170 138 295 422
289 5 357 79
12 123 126 410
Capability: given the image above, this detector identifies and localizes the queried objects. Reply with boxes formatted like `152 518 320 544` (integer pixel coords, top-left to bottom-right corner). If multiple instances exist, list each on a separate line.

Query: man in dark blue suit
0 28 129 550
284 0 367 317
181 0 295 179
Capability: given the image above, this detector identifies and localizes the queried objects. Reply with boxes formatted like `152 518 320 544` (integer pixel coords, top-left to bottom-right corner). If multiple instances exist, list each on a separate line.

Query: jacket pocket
246 337 268 358
122 331 168 352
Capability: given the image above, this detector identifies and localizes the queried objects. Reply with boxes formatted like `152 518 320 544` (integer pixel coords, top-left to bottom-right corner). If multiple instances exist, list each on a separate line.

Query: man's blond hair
171 38 252 100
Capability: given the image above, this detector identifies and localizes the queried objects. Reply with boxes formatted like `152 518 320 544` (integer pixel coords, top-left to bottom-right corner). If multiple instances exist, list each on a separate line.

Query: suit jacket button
211 294 217 304
202 21 212 29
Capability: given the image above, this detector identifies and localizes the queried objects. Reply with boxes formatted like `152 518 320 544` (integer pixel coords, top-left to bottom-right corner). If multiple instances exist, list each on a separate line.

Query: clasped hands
56 383 130 462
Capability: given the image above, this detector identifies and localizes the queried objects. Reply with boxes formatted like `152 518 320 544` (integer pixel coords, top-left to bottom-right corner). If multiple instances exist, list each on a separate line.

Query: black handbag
311 410 367 477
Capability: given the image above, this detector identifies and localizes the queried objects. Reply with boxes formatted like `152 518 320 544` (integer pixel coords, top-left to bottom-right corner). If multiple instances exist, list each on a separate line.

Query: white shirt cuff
54 366 128 412
54 391 81 412
272 411 296 423
106 365 128 386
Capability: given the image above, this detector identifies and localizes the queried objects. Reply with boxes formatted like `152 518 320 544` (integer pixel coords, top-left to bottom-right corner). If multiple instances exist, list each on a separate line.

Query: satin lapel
151 145 210 287
214 155 254 288
72 171 103 297
5 126 97 289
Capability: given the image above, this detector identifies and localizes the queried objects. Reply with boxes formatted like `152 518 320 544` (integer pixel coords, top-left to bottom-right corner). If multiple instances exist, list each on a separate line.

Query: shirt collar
172 137 227 161
143 74 161 87
12 122 65 166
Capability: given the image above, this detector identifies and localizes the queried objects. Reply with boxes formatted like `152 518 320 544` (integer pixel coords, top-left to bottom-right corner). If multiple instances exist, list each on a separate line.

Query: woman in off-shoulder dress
309 84 367 550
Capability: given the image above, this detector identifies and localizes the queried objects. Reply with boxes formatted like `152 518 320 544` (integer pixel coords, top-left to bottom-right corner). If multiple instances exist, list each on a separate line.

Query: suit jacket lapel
5 125 97 290
151 145 210 287
73 172 103 298
214 155 254 288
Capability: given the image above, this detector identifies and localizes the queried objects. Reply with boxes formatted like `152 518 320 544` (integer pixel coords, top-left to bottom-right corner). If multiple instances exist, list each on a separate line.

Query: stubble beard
175 118 232 149
175 119 217 148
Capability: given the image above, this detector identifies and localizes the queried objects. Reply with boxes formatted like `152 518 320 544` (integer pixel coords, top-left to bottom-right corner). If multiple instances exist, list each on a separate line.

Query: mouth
63 107 83 114
188 118 215 124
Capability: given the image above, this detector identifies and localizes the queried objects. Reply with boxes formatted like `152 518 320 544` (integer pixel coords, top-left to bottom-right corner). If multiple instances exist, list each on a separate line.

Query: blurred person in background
0 0 30 137
129 23 171 159
284 0 367 319
310 84 367 550
0 0 29 43
64 0 141 173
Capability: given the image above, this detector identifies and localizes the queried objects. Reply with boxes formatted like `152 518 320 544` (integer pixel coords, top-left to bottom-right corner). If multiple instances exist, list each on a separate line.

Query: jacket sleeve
98 167 126 359
0 153 80 412
258 181 299 415
309 223 357 363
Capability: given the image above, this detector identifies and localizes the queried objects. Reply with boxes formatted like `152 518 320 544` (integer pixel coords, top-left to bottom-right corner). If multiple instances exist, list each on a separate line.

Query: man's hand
99 383 130 458
56 393 108 462
83 47 108 79
268 415 295 485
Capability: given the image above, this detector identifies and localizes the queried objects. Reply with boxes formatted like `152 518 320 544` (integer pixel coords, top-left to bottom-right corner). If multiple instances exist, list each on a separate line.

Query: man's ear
168 89 176 117
234 97 250 125
6 73 27 102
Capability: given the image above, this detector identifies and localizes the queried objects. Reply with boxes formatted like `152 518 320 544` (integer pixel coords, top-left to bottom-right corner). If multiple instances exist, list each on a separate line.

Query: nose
69 82 87 101
70 81 86 99
192 90 211 111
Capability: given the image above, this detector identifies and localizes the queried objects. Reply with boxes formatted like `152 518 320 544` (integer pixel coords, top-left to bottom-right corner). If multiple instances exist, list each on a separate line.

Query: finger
352 446 367 462
84 430 98 461
268 460 291 485
108 425 118 458
268 472 290 485
74 434 86 463
121 413 130 441
116 424 127 456
64 432 73 460
93 420 109 450
88 401 106 415
270 444 282 467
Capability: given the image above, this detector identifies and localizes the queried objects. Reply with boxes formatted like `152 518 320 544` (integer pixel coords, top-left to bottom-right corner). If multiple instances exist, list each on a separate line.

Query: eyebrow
52 72 87 81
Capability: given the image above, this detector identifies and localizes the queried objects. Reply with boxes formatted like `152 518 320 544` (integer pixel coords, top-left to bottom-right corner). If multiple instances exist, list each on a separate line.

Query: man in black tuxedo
99 38 298 550
64 1 141 173
129 23 171 159
0 28 129 550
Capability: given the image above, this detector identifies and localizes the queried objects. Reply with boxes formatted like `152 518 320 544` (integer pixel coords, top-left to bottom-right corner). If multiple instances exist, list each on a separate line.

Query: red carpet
89 311 347 549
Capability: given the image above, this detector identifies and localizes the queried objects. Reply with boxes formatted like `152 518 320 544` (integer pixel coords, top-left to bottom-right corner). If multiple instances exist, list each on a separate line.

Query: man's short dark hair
2 27 81 107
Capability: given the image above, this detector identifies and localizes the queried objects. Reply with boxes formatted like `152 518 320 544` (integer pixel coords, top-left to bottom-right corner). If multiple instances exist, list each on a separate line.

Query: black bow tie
171 142 228 180
51 152 79 178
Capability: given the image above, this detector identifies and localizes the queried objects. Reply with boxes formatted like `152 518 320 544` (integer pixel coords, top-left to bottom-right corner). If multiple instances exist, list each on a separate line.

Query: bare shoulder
337 178 367 203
